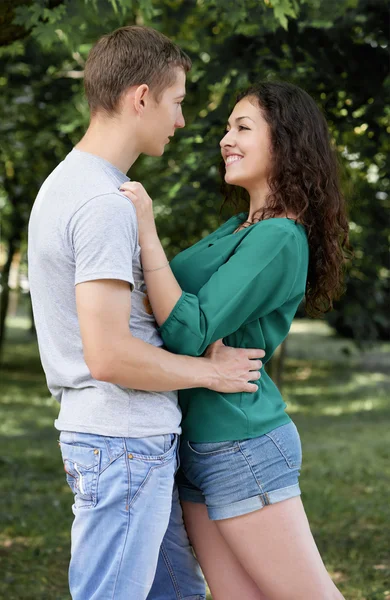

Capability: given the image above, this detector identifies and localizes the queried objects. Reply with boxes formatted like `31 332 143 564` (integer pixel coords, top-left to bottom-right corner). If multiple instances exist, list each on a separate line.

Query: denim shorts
177 421 302 520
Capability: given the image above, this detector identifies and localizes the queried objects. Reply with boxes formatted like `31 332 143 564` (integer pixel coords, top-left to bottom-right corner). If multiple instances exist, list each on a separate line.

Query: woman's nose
220 131 234 148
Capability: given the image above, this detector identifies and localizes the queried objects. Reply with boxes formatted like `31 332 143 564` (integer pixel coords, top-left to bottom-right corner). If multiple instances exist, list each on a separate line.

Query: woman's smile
225 154 244 166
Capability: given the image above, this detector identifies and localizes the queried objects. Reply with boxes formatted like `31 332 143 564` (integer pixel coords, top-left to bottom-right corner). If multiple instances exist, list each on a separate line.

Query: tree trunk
0 235 19 358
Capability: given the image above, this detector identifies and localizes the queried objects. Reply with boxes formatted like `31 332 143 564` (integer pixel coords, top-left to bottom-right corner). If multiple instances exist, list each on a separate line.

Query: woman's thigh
216 496 344 600
182 501 268 600
178 423 344 599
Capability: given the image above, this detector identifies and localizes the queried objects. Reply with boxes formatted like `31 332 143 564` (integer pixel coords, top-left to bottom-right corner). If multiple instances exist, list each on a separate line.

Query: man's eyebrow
226 116 255 126
174 93 186 100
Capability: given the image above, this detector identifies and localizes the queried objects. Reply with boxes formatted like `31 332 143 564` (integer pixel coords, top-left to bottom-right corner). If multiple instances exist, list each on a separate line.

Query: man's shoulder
40 152 132 217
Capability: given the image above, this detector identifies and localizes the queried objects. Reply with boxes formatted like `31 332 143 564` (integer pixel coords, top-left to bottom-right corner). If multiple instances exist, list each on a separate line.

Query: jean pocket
264 422 302 469
127 434 178 463
187 440 240 457
60 442 101 508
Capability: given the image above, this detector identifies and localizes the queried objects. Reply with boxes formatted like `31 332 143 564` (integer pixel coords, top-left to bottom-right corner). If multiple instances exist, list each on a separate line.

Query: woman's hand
119 181 182 325
119 181 158 246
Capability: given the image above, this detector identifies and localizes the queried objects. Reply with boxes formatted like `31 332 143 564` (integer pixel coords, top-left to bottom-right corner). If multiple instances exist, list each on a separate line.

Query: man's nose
175 112 185 129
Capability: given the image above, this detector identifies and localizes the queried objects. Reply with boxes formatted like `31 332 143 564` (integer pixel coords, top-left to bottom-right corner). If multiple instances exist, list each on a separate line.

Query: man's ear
133 84 150 115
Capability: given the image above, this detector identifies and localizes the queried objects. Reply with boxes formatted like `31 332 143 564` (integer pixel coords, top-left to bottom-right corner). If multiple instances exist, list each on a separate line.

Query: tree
0 0 388 352
0 0 65 47
0 0 307 350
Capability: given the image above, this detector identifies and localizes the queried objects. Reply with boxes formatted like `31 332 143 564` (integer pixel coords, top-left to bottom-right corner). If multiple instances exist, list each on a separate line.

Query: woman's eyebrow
226 116 255 126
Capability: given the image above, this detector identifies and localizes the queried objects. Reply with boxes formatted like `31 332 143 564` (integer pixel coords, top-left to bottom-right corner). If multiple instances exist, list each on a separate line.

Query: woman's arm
120 182 302 357
119 181 184 326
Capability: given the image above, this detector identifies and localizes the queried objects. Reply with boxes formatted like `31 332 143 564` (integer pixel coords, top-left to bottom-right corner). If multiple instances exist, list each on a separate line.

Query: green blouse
159 214 309 442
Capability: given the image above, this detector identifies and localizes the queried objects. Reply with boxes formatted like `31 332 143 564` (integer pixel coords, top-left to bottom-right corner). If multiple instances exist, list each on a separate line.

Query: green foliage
272 0 299 30
0 0 389 341
9 0 309 42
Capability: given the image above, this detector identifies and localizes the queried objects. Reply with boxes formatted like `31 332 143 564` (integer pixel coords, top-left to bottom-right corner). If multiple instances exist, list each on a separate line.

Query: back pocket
60 442 101 508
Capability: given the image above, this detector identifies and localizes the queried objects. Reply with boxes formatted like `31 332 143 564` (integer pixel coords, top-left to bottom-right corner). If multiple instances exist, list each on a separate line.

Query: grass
0 314 389 600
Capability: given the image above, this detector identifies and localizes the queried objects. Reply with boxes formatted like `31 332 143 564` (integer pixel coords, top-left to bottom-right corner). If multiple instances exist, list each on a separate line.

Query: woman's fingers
119 181 145 194
119 188 137 201
119 181 151 204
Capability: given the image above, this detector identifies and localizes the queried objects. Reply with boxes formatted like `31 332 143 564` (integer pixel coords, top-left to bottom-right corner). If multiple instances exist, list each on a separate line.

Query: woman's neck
247 180 270 221
247 184 300 223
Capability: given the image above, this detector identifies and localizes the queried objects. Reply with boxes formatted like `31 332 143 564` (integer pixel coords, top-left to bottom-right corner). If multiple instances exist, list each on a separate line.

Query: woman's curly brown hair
220 81 352 318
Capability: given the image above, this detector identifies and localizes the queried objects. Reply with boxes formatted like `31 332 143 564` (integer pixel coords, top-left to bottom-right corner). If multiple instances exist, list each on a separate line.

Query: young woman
120 81 350 600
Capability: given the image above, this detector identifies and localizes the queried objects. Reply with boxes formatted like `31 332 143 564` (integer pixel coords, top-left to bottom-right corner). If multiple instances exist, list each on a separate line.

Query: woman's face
220 97 272 189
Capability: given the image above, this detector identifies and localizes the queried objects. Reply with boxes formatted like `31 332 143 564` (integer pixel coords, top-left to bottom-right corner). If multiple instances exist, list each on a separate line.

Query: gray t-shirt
28 149 181 437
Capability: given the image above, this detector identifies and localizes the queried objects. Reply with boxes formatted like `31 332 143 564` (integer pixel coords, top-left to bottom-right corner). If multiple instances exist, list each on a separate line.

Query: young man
28 26 264 600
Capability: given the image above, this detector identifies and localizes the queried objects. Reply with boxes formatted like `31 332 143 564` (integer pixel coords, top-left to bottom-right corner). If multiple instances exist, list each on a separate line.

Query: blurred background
0 1 389 598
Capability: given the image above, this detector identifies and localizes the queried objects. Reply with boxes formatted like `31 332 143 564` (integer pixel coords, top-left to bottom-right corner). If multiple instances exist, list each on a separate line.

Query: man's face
140 68 186 156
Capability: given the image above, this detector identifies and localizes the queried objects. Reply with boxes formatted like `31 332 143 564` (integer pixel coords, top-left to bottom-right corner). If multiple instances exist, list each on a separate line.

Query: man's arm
76 279 264 394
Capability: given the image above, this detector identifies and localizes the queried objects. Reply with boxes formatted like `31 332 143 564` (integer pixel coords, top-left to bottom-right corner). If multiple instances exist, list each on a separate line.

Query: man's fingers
244 383 259 393
210 339 224 348
246 348 266 359
249 360 263 371
248 370 261 381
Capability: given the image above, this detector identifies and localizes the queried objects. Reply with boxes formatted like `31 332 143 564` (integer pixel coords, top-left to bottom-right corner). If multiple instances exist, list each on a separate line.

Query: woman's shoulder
240 217 307 243
236 218 309 270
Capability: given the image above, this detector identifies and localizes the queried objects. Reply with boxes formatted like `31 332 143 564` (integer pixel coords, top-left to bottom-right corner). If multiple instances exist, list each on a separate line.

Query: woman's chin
225 173 244 187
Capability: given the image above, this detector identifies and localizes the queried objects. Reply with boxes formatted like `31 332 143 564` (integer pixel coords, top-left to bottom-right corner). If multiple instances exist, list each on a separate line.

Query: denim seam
111 448 132 599
238 443 267 496
104 437 112 462
99 451 126 476
124 439 132 511
161 541 182 599
128 460 173 509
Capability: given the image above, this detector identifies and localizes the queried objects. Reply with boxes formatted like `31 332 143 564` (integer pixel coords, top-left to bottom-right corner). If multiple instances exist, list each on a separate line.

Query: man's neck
76 117 140 174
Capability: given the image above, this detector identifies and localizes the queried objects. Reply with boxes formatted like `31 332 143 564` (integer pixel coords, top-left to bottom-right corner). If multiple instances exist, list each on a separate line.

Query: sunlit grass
0 316 389 599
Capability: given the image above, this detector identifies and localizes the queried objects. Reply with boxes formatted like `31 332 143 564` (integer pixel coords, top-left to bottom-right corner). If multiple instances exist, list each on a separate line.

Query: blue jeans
59 431 205 600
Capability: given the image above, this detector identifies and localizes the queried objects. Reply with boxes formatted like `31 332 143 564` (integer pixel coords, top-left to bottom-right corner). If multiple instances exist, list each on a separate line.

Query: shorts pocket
187 440 240 457
60 442 101 508
264 422 302 469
